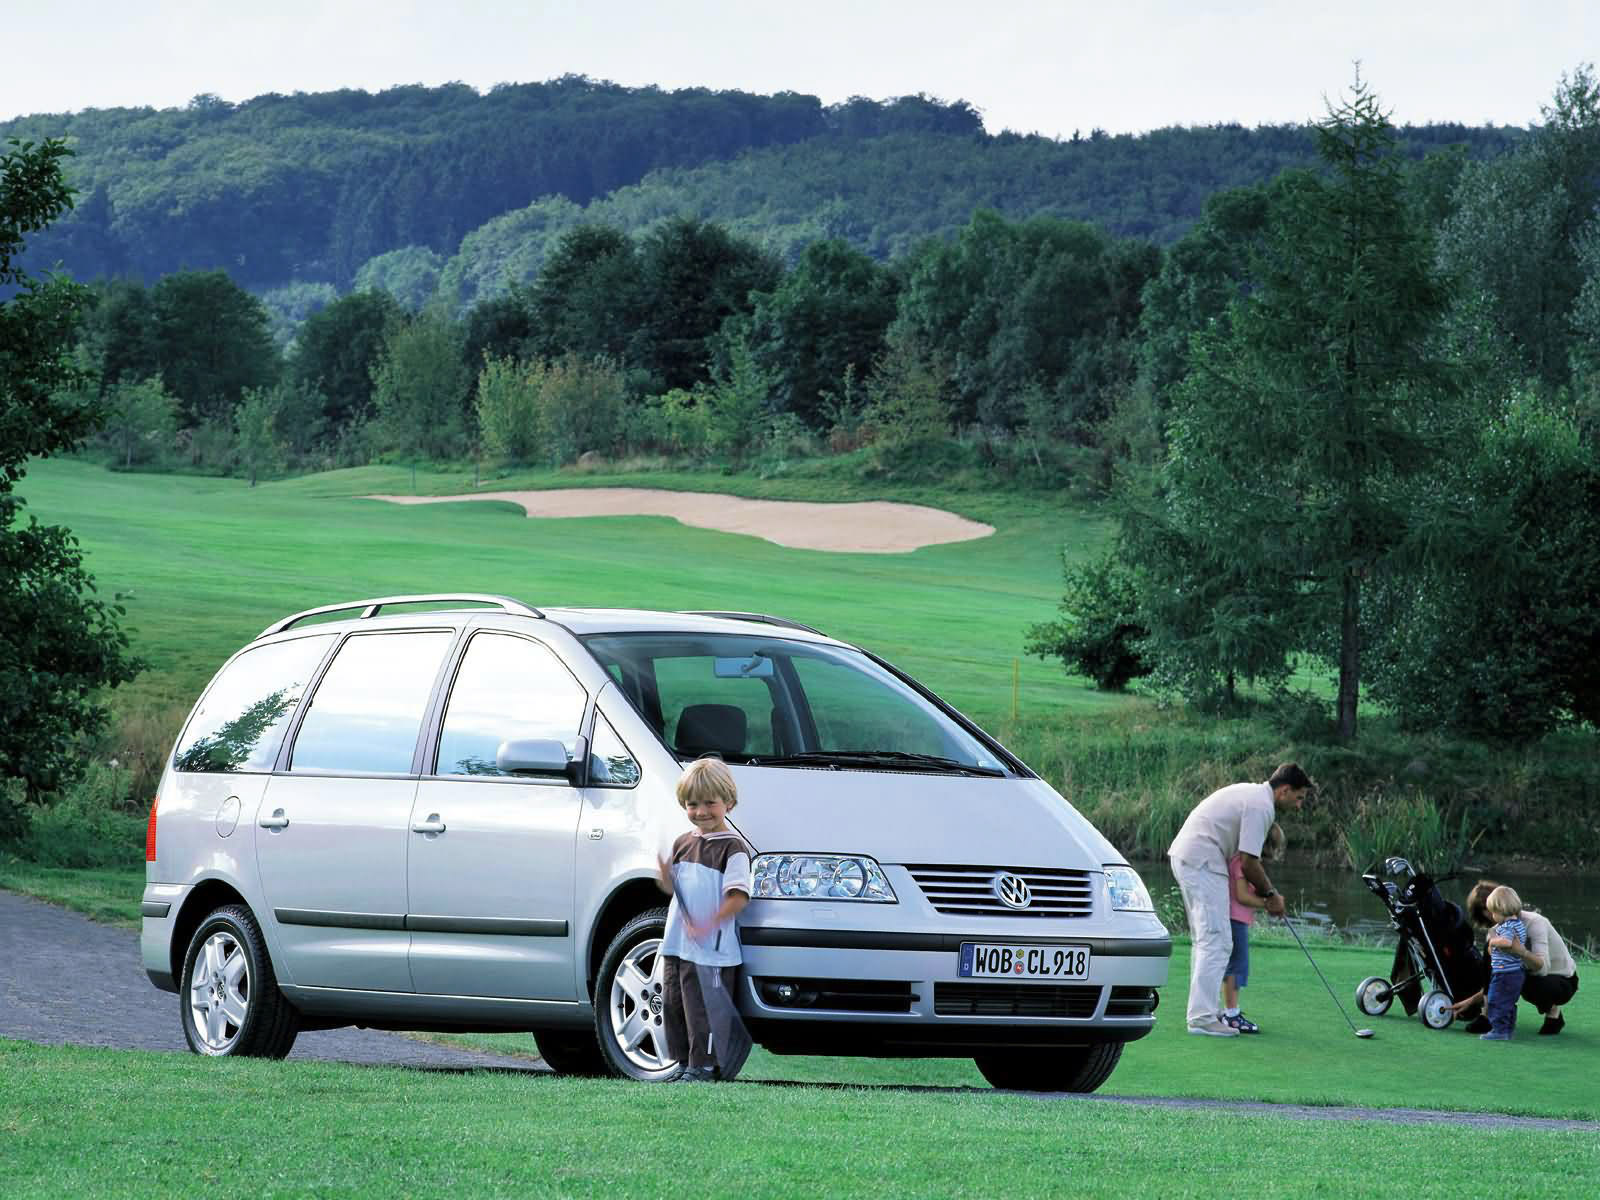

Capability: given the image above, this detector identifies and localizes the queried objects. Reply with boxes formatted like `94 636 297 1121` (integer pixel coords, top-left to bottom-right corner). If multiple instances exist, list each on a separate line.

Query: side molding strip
274 909 568 937
406 915 569 937
275 908 406 931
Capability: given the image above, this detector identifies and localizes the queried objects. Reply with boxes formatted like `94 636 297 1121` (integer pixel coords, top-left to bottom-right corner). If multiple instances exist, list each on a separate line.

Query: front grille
906 865 1096 917
934 983 1101 1018
1104 986 1158 1017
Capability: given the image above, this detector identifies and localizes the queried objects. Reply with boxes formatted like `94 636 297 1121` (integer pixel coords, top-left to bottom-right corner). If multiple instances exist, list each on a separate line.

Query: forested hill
4 77 1523 299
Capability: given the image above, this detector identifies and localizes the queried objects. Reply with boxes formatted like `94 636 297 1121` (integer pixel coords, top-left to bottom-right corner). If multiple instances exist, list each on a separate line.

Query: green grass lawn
4 1036 1595 1199
12 856 1584 1122
22 457 1117 727
420 938 1596 1120
0 854 144 927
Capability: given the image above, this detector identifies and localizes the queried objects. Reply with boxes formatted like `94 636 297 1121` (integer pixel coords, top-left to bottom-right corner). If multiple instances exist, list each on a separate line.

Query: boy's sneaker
1186 1018 1239 1037
1223 1012 1260 1034
1478 1030 1512 1041
674 1066 716 1083
1538 1015 1566 1036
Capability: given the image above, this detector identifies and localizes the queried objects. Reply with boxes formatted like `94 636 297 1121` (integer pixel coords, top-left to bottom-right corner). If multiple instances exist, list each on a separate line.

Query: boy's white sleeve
724 852 752 896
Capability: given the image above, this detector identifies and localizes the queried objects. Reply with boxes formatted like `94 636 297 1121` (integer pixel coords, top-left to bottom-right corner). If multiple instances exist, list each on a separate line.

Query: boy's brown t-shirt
660 829 752 967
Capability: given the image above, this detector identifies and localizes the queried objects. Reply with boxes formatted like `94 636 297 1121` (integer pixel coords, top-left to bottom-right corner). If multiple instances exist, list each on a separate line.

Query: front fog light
752 854 896 902
1105 865 1154 912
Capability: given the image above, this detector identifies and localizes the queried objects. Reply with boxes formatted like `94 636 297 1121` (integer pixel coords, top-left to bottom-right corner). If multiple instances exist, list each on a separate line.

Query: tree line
4 77 1519 304
65 206 1161 484
6 64 1600 838
1029 68 1600 746
3 79 980 290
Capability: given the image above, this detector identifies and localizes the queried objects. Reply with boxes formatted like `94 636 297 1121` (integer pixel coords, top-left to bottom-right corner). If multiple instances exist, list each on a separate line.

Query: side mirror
495 735 589 786
496 737 571 776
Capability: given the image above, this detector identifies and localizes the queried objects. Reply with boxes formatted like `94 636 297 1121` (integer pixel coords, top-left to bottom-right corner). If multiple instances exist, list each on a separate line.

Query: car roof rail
260 594 544 638
678 610 826 636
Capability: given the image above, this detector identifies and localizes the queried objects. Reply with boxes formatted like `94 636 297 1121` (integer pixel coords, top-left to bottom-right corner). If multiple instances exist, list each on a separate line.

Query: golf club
1281 913 1375 1039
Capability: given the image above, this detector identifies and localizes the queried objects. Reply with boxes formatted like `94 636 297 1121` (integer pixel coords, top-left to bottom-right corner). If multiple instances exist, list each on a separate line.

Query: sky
4 1 1596 136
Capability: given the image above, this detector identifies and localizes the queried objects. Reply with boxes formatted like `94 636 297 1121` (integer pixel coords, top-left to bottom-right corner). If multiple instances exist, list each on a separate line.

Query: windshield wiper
746 750 1005 777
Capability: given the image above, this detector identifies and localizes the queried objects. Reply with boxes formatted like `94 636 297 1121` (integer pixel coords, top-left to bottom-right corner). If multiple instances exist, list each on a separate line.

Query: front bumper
738 926 1170 1055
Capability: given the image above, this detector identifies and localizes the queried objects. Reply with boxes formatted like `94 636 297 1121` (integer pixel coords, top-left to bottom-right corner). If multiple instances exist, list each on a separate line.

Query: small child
1481 885 1528 1042
656 757 752 1081
1221 822 1284 1034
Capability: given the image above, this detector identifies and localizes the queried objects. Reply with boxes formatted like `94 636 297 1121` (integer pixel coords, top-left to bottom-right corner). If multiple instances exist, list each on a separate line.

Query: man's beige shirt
1167 781 1274 876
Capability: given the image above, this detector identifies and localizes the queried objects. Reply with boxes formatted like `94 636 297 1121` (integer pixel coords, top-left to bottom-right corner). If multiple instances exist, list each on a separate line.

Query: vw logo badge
994 872 1032 909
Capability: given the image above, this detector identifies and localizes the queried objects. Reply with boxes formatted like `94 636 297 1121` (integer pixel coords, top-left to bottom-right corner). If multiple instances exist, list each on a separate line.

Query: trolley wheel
1355 976 1394 1018
1356 972 1395 1017
1419 989 1455 1031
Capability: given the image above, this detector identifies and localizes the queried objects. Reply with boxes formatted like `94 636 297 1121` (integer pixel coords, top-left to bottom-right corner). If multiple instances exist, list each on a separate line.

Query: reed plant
1339 787 1479 877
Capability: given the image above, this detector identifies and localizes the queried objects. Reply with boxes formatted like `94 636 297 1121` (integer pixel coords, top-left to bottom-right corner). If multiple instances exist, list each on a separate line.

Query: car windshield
581 633 1011 775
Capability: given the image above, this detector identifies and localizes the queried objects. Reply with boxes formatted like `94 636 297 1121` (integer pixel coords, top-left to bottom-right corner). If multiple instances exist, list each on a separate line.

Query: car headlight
1104 865 1153 912
751 854 897 902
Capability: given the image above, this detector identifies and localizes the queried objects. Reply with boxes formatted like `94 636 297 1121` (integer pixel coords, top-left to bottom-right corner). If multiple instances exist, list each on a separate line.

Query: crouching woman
1450 879 1580 1036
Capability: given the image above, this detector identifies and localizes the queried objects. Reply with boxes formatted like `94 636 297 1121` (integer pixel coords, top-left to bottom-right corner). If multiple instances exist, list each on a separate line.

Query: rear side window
435 633 587 777
289 631 453 774
174 634 336 773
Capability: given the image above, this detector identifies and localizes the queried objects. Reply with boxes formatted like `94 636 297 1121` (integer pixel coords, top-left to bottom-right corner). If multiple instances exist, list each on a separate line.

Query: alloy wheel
188 929 250 1054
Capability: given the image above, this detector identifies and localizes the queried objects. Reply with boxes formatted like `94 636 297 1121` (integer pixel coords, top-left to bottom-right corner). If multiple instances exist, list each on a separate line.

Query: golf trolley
1354 857 1484 1031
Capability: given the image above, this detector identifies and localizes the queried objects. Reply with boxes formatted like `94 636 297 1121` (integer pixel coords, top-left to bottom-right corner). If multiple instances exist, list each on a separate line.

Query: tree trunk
1337 569 1360 741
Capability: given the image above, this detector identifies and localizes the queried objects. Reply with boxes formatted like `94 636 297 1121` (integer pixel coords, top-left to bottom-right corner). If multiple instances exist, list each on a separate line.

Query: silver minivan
142 595 1169 1091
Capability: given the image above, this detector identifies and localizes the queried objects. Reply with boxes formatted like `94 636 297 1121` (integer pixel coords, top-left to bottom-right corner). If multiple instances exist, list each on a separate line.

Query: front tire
593 908 680 1081
1355 976 1394 1017
179 904 298 1058
532 1028 608 1077
974 1042 1124 1093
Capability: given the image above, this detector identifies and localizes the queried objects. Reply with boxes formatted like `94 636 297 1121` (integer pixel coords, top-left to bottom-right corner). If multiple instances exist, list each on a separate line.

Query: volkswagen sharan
142 595 1170 1091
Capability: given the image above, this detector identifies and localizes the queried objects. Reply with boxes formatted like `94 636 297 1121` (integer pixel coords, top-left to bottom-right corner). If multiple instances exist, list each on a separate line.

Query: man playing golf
1168 764 1312 1037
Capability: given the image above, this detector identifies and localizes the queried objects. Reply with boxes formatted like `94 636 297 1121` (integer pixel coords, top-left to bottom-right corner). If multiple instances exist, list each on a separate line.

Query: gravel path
3 889 1595 1132
0 889 540 1071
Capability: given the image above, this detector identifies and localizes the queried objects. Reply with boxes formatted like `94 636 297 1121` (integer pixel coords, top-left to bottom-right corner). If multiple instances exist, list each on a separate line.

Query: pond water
1138 859 1600 951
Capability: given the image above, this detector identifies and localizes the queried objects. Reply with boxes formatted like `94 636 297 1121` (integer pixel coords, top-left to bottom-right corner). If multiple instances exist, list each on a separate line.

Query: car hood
724 766 1124 870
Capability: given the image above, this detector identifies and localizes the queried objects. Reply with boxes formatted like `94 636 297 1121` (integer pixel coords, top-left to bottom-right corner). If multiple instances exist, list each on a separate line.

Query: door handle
412 814 446 834
258 809 290 830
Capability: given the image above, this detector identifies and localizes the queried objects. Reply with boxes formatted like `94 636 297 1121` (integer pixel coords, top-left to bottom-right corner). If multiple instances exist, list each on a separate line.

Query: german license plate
959 942 1091 980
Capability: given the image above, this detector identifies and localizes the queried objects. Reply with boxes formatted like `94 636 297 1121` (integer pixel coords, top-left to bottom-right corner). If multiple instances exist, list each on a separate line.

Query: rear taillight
145 795 160 862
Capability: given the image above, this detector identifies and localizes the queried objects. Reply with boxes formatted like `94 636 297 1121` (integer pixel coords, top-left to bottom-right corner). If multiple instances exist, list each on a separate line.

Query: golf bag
1358 857 1483 1028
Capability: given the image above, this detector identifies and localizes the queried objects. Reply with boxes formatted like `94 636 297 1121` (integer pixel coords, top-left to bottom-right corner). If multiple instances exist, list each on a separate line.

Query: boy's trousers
662 955 739 1072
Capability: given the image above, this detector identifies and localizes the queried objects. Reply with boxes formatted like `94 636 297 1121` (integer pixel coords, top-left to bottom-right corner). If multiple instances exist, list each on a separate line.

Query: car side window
173 634 336 773
289 631 454 774
588 713 641 788
435 633 588 777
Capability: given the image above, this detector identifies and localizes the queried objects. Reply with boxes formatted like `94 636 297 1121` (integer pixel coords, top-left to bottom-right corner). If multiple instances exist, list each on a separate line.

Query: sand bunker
365 488 994 554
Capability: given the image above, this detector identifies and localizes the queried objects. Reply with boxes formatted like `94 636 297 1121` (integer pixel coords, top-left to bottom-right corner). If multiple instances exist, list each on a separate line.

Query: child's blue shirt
1489 917 1528 973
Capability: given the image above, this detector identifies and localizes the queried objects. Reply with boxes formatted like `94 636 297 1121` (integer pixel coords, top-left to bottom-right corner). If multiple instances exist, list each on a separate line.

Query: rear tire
532 1028 608 1077
1355 976 1394 1017
1419 989 1455 1030
179 904 298 1058
593 908 680 1081
974 1042 1123 1093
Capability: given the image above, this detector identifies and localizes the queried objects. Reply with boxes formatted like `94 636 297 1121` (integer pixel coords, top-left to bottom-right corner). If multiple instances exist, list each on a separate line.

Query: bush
534 355 627 465
0 778 24 842
474 355 541 463
628 388 710 458
14 762 144 868
1025 551 1151 690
